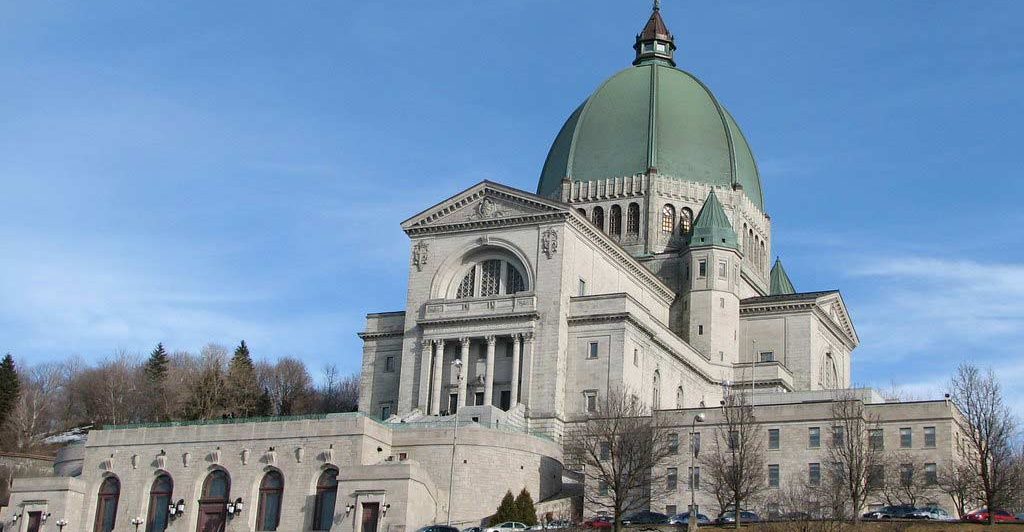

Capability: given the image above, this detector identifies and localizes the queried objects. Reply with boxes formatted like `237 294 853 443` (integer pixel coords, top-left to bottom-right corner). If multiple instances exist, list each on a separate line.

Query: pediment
815 293 859 347
402 181 567 233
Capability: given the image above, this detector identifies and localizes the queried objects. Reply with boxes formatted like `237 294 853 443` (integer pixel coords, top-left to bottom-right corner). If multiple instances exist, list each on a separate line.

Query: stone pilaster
520 332 535 410
484 335 497 407
430 339 445 415
418 339 433 411
511 334 522 407
458 337 471 408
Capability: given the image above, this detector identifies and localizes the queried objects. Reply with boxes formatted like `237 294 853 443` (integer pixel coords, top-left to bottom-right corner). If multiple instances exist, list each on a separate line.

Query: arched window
661 205 675 233
146 475 173 532
676 386 684 409
256 471 284 531
626 203 640 236
94 476 120 532
680 207 693 235
609 205 622 237
760 240 766 271
652 371 661 410
455 259 527 299
592 206 605 231
576 208 587 217
748 229 755 262
313 469 339 531
197 470 230 532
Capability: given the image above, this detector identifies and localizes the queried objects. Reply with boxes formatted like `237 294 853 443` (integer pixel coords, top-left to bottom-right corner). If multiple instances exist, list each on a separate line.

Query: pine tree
144 343 169 383
225 341 262 417
492 490 516 524
513 488 538 526
0 354 20 426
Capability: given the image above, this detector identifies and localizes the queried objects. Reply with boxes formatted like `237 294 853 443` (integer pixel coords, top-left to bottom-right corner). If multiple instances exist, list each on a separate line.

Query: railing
387 419 555 442
102 412 343 431
422 294 537 321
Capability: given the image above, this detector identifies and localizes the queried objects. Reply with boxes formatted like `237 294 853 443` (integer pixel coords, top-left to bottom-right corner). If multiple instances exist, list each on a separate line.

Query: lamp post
130 517 144 531
688 412 706 532
55 518 69 531
447 357 464 526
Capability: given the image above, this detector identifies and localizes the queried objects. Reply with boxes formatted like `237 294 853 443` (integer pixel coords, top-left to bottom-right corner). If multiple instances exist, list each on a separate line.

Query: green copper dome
537 8 765 211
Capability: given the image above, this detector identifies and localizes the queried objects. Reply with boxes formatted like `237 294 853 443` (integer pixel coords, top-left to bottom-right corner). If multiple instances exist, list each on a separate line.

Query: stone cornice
740 297 858 350
357 329 404 340
417 311 540 328
405 212 569 237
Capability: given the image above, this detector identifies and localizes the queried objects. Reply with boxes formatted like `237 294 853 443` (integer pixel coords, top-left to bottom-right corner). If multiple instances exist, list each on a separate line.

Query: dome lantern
633 1 676 67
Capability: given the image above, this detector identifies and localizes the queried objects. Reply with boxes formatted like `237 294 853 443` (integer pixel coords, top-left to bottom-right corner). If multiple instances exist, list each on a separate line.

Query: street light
447 358 464 526
688 412 706 532
55 519 69 531
130 517 144 531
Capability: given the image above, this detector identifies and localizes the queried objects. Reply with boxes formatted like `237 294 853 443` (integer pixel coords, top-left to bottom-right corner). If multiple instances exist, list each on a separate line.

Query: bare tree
314 365 359 413
181 344 228 420
3 364 64 452
564 388 674 532
699 391 767 528
827 391 886 522
878 452 937 508
937 458 981 518
949 363 1018 524
258 357 314 416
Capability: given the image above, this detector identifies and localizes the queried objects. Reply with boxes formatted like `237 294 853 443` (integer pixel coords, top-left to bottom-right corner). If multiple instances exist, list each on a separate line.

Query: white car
909 507 956 521
485 522 530 532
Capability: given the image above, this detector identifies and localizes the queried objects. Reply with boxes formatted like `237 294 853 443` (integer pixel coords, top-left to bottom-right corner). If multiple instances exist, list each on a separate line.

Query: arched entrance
196 470 230 532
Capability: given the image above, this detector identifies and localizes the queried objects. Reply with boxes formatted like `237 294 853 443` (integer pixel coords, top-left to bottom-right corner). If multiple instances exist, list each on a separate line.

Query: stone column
519 332 535 409
430 339 445 416
458 337 470 408
418 339 433 412
484 335 497 407
510 334 522 407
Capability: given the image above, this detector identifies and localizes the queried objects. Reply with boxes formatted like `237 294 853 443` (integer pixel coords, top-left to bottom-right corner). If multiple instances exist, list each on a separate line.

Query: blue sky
2 1 1023 404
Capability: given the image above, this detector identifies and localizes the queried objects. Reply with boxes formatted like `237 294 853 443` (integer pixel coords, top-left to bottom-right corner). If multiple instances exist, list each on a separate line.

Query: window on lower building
688 467 700 490
900 427 912 448
380 404 392 420
925 463 938 485
768 464 780 488
768 428 780 450
584 391 598 413
718 261 727 278
474 392 485 406
809 427 821 448
312 469 339 531
728 431 739 450
698 325 704 335
900 463 913 487
808 463 821 486
666 505 677 517
690 432 701 455
868 465 884 489
667 467 678 490
924 426 936 447
579 279 587 296
599 442 610 460
587 342 599 359
668 433 679 454
869 429 884 451
256 471 284 531
833 426 845 447
698 260 707 278
384 356 395 372
759 351 775 363
598 481 609 496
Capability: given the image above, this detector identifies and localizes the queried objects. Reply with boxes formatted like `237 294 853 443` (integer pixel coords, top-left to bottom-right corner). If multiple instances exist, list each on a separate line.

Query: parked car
668 512 710 526
862 505 916 520
908 507 955 521
964 509 1018 522
581 516 612 529
419 526 460 532
621 511 669 525
485 522 530 532
464 527 485 532
715 511 760 524
530 521 571 531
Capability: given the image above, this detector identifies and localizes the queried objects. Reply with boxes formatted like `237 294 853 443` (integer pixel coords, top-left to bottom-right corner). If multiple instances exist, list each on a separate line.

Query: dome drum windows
626 203 640 237
609 205 622 237
679 207 693 236
592 206 605 231
454 258 527 299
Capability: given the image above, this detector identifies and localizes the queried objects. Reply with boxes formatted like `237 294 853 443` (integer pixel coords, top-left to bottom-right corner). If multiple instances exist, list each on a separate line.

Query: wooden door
27 512 42 532
197 503 227 532
361 502 380 532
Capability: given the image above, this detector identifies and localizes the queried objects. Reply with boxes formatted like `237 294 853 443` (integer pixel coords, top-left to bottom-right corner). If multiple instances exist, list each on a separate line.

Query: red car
581 516 612 529
964 509 1017 522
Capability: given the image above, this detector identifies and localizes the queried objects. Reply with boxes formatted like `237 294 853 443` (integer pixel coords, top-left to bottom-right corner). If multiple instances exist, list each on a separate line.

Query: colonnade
419 332 534 415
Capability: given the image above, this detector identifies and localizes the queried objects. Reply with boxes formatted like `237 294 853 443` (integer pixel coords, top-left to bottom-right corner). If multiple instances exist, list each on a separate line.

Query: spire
688 189 738 250
769 258 796 295
633 2 676 66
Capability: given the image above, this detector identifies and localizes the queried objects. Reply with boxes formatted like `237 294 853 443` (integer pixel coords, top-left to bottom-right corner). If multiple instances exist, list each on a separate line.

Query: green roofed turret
770 258 796 295
687 189 738 250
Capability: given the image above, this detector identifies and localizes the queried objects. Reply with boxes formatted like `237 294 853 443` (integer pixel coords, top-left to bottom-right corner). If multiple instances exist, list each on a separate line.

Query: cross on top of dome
634 1 676 66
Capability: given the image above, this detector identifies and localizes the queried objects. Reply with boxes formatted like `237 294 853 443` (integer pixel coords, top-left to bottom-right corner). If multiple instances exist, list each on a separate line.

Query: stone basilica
5 5 962 532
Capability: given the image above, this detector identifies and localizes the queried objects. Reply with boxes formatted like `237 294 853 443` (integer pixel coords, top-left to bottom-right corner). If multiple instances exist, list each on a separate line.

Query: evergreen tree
492 490 516 524
225 341 262 417
0 354 19 426
513 488 538 526
144 343 169 383
255 388 273 417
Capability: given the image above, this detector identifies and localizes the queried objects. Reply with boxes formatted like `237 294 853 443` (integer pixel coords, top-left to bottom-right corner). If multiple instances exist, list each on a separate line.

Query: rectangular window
924 426 936 448
869 429 884 451
900 427 912 448
381 404 392 420
448 394 459 414
584 391 597 413
718 261 727 278
809 427 821 448
768 428 780 450
667 467 678 490
666 505 677 517
768 464 780 488
728 430 739 450
384 356 395 372
868 465 884 489
599 442 610 460
688 466 700 490
505 342 514 358
698 260 707 278
690 432 701 456
578 279 587 296
474 392 485 406
587 342 599 359
925 463 937 485
759 351 775 363
633 348 639 366
900 463 913 487
833 426 845 447
598 481 609 496
809 463 821 486
698 325 704 335
668 433 679 454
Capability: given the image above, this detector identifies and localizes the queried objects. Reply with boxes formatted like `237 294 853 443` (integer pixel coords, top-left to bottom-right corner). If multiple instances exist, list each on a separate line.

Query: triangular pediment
402 181 568 233
815 293 859 347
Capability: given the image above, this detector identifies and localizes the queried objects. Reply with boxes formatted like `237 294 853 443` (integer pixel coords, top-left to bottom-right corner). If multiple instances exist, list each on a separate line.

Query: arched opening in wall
577 208 587 217
760 240 766 271
312 468 339 531
652 370 661 410
676 386 684 409
680 207 693 236
256 470 284 531
823 353 839 390
94 475 120 532
626 203 640 236
742 224 749 258
609 205 622 237
452 254 529 299
197 470 230 532
748 229 755 263
146 474 173 532
661 204 675 234
592 206 605 231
